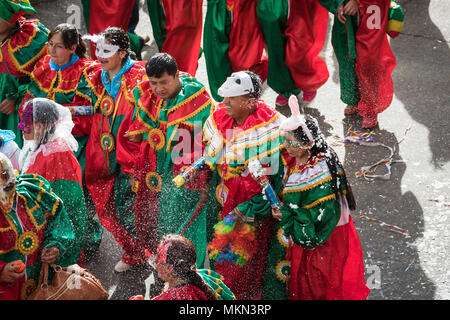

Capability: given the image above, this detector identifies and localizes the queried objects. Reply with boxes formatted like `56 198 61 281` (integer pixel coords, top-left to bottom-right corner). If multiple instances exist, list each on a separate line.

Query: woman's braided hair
159 234 218 300
290 115 356 210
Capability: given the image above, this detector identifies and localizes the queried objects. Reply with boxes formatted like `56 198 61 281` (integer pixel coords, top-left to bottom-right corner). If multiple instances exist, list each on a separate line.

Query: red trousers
285 0 329 92
228 0 268 83
355 0 396 118
160 0 203 75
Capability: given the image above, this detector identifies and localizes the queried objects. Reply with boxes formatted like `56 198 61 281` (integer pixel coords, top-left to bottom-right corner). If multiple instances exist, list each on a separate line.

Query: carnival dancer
133 53 214 269
130 234 235 300
146 0 203 75
267 95 370 299
319 0 403 128
19 23 103 257
82 27 150 273
0 152 75 300
17 98 88 267
205 71 284 300
20 24 96 169
0 0 49 148
256 0 329 107
203 0 268 102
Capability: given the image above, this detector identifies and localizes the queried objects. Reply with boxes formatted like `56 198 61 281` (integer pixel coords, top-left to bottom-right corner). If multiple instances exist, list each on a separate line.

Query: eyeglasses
281 133 309 149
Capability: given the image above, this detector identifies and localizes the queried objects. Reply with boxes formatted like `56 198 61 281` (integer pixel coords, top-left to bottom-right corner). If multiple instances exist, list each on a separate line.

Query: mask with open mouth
0 152 17 213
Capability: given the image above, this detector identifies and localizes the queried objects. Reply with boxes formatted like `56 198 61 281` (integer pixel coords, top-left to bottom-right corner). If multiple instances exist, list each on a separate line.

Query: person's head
95 27 130 72
155 234 197 283
280 116 323 160
155 234 218 300
218 71 262 124
19 98 59 144
18 98 76 153
145 53 180 100
47 23 87 65
279 96 356 210
0 152 16 214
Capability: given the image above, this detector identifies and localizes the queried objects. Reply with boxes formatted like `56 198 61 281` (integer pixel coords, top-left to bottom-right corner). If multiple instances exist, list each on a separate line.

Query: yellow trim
166 98 212 127
74 90 91 103
165 124 179 153
230 113 280 142
387 20 404 32
0 214 18 254
301 190 347 210
145 171 163 192
229 131 280 152
30 62 58 96
127 128 148 136
17 231 39 255
7 45 47 76
147 128 166 150
275 260 290 282
137 99 164 129
167 87 206 115
282 171 344 195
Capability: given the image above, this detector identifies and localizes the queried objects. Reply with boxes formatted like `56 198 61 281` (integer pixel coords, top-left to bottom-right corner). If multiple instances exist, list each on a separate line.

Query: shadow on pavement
390 0 450 168
341 115 436 299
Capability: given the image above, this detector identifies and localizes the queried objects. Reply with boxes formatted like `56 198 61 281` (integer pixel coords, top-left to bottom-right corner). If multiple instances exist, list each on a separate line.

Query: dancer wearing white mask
82 27 150 273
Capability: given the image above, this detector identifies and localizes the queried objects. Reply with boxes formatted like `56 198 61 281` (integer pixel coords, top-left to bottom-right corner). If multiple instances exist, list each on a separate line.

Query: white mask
82 34 120 59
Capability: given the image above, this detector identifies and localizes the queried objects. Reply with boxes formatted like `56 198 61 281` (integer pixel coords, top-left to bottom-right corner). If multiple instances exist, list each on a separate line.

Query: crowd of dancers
0 0 403 300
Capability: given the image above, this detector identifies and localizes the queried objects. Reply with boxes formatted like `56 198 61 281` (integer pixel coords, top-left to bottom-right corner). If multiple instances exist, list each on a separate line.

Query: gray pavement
28 0 449 300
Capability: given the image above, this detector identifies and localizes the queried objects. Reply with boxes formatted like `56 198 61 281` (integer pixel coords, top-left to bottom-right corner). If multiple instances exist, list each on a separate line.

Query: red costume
83 60 149 266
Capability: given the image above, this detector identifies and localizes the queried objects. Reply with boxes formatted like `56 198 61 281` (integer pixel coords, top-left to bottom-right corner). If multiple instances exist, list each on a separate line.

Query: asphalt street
28 0 450 300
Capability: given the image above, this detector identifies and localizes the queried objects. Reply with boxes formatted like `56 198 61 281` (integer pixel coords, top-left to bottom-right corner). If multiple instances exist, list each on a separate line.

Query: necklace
99 90 122 173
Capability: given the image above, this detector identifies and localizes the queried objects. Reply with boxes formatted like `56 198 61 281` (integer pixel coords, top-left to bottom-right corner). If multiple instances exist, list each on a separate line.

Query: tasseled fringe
207 213 258 266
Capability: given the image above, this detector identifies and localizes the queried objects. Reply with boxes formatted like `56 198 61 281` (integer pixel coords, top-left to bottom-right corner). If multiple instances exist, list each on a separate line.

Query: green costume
256 0 301 98
0 174 75 300
0 0 49 148
135 72 214 267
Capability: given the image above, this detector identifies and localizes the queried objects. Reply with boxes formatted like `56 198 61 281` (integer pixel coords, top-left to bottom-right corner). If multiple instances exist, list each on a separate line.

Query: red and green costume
319 0 402 118
256 0 329 98
0 174 75 300
203 0 268 102
0 2 49 148
264 153 370 300
21 138 88 267
147 0 203 76
152 269 235 300
83 59 149 266
204 102 283 299
134 72 214 267
20 55 98 173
